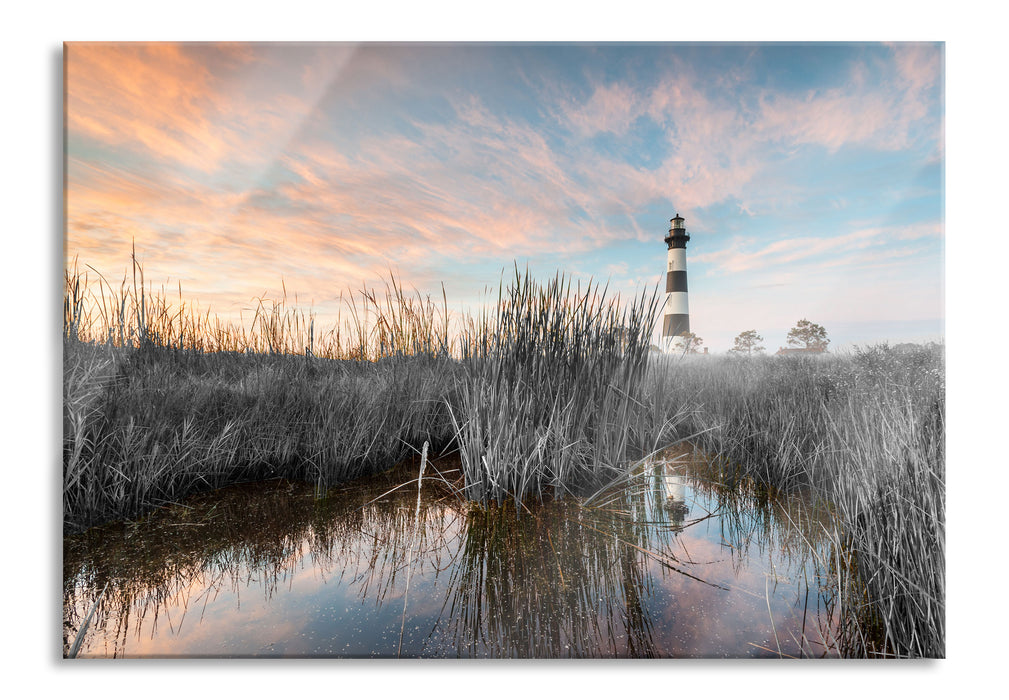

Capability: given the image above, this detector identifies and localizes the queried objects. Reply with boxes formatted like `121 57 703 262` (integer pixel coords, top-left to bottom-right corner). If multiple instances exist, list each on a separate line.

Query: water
63 445 844 658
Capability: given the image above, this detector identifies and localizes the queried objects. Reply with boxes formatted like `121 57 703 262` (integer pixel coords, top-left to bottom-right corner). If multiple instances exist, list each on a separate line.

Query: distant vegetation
671 331 704 354
729 329 765 356
786 318 830 352
63 256 944 657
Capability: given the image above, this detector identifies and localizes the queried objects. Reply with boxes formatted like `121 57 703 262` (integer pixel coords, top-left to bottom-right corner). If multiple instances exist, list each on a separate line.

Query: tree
786 319 829 352
729 329 765 356
672 332 704 355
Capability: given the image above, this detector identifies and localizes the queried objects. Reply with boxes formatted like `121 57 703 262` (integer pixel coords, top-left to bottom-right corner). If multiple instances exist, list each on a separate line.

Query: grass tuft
451 268 659 505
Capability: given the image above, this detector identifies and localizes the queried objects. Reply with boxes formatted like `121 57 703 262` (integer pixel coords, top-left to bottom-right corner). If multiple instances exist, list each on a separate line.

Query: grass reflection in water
64 445 849 658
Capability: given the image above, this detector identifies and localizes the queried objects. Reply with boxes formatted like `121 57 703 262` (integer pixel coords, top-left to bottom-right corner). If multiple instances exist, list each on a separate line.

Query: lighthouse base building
660 214 691 353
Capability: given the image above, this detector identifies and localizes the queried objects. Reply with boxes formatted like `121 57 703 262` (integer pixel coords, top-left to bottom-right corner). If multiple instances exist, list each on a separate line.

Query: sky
64 41 944 352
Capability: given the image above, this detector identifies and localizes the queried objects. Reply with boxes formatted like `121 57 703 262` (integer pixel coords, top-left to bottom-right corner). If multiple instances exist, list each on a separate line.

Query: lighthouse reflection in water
663 470 690 524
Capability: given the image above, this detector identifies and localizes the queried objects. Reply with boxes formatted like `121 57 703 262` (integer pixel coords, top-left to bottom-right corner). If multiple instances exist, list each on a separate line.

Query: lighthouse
660 214 691 353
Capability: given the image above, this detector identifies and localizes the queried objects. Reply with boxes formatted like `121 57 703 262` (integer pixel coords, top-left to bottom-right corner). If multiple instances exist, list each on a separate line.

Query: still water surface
64 445 843 658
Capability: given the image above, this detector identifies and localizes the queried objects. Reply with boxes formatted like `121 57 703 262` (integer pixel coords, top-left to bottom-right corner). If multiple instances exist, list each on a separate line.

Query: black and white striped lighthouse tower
660 213 691 353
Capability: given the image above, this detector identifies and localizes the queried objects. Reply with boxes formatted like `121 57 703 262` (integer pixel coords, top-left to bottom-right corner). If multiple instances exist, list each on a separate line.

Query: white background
4 1 999 695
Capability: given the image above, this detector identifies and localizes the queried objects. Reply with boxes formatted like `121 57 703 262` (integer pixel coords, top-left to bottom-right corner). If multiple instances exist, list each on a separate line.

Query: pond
63 444 846 658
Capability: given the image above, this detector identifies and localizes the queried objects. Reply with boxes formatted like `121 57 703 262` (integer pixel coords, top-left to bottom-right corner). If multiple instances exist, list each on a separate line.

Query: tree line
668 318 830 356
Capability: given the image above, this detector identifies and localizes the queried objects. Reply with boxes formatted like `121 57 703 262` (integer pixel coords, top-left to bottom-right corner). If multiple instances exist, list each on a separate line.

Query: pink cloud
754 45 942 153
755 88 896 152
65 43 341 175
692 227 911 275
891 42 941 96
559 82 643 137
67 43 248 171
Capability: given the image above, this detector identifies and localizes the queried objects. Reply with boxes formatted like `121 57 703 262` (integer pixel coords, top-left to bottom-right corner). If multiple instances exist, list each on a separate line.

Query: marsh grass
650 347 945 657
64 256 461 531
63 341 460 531
65 252 453 360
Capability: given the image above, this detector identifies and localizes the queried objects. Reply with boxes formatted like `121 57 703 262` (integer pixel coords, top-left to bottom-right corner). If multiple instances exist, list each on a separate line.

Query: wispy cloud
66 42 348 176
693 222 942 277
559 82 644 137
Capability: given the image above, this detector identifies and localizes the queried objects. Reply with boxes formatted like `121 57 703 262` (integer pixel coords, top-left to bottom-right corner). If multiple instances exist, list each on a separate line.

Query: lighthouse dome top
664 214 690 249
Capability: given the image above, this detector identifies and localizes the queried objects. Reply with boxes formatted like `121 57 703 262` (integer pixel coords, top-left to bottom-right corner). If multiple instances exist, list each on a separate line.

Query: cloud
558 82 644 137
546 46 942 224
67 43 249 172
755 88 896 152
692 223 939 276
65 43 346 175
891 42 941 98
755 44 942 154
261 93 634 272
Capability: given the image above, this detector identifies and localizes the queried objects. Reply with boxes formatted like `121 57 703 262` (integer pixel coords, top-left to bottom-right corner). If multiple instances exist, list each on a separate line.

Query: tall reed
64 253 453 361
450 268 659 505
